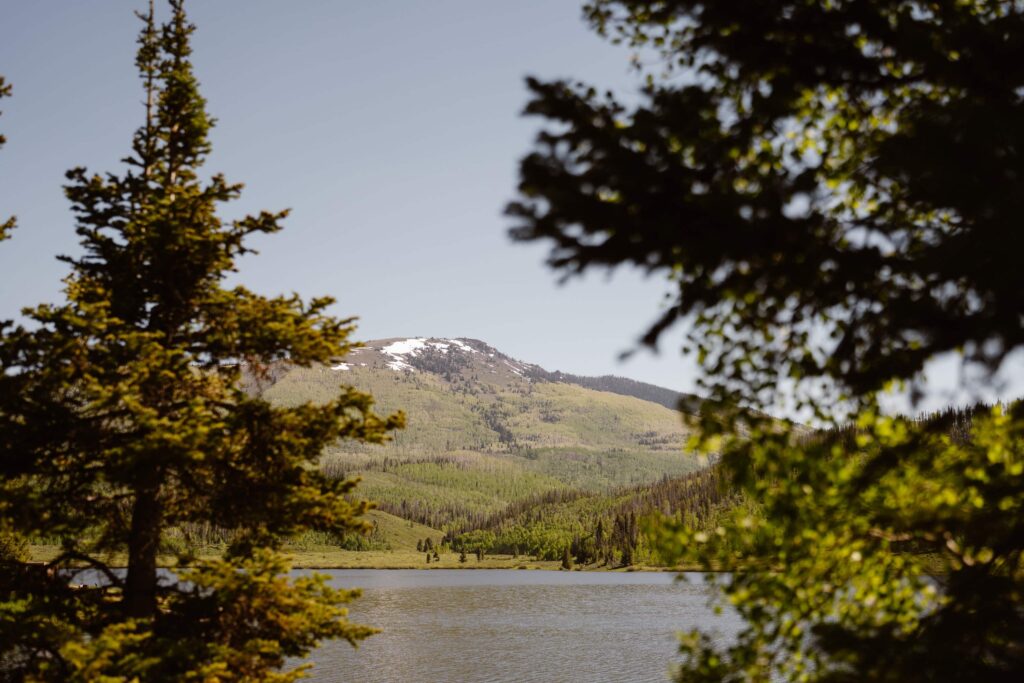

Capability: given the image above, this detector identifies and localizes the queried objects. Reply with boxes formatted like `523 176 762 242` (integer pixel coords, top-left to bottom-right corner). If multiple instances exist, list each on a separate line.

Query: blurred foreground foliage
512 0 1024 679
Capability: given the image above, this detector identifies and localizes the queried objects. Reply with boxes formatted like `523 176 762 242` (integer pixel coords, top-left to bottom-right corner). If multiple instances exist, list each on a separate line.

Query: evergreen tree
561 546 573 571
416 539 423 552
433 549 440 562
0 3 403 680
425 553 430 564
459 550 467 563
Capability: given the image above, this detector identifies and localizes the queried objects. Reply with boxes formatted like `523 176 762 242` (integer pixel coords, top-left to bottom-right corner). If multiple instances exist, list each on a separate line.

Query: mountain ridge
252 337 708 545
335 336 702 413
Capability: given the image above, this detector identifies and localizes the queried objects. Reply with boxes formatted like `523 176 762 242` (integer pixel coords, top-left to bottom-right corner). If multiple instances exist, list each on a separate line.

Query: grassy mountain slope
253 337 705 540
359 509 444 551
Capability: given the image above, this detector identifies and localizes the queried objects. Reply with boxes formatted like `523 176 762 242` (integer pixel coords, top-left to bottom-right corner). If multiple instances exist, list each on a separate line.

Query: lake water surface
299 570 739 683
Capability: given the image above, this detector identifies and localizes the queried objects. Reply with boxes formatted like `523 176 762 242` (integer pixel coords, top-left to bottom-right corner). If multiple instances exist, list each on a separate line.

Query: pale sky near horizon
2 1 1021 411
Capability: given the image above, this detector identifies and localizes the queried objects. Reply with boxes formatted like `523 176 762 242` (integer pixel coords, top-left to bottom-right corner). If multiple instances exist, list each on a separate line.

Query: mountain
250 337 709 551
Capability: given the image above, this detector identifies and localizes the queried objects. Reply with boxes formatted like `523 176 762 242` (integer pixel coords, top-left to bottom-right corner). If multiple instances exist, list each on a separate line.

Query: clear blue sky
3 1 1021 409
0 0 700 392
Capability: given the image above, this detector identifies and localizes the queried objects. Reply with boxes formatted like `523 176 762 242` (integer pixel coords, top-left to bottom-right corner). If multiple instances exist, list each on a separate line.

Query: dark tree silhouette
511 1 1024 680
510 0 1024 408
561 546 574 571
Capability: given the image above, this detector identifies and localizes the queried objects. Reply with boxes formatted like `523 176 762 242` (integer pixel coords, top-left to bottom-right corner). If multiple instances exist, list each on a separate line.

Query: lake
297 570 739 683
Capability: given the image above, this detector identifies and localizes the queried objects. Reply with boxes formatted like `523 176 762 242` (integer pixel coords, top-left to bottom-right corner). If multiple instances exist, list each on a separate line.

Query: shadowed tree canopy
510 0 1024 410
0 2 403 680
511 1 1024 681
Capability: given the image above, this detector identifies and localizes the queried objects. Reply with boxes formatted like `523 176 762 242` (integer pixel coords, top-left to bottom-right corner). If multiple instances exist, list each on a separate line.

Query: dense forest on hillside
448 465 732 563
438 402 1007 566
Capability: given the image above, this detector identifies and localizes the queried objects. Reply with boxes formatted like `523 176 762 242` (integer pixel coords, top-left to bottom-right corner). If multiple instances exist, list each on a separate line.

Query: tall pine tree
0 2 403 680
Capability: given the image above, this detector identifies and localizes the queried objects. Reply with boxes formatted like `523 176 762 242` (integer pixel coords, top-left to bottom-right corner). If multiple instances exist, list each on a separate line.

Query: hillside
454 465 735 562
250 338 707 540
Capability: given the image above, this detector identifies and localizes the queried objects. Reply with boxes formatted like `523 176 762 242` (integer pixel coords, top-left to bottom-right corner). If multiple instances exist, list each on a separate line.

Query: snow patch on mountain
379 337 469 371
504 359 525 377
378 338 421 371
449 339 478 353
381 338 428 357
370 337 537 378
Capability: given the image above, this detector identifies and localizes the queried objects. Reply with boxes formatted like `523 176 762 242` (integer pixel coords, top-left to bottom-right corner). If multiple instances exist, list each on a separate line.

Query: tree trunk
124 474 162 619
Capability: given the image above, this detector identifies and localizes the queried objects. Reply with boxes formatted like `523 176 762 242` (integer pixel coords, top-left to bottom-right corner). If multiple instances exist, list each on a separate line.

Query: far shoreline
30 545 706 573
